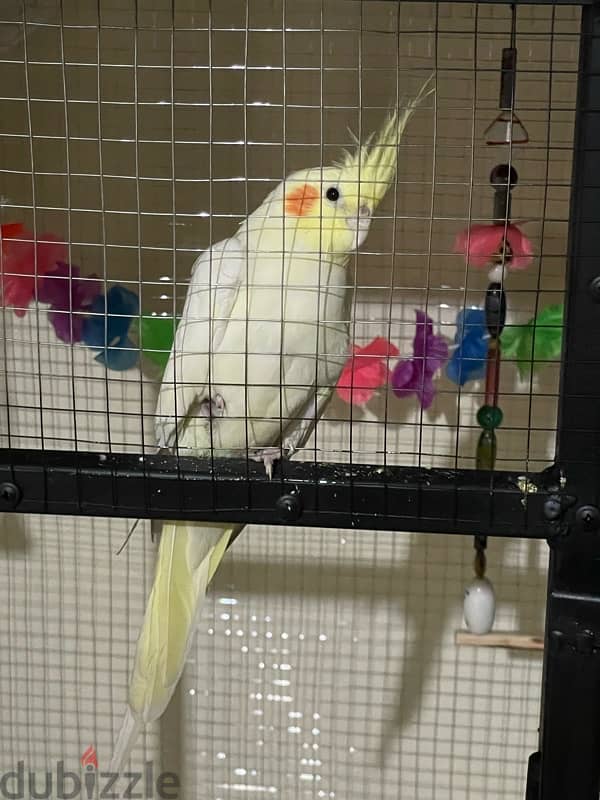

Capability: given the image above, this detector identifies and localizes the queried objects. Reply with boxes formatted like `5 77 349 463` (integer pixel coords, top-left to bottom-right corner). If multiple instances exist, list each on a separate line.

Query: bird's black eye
326 186 339 202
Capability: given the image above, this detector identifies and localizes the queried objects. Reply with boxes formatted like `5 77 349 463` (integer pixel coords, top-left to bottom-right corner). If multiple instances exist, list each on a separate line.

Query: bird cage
0 0 598 798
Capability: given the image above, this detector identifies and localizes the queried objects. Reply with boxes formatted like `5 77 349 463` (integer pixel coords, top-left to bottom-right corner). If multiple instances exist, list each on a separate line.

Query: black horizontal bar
0 448 552 538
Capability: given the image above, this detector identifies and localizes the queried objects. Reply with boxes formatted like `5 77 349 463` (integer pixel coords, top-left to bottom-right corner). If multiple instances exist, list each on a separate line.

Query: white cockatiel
110 77 434 771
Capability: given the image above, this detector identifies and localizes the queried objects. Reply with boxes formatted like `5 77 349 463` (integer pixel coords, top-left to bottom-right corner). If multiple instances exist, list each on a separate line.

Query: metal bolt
576 505 600 531
576 629 596 655
590 276 600 302
0 482 21 508
550 629 565 652
543 497 563 521
275 493 303 522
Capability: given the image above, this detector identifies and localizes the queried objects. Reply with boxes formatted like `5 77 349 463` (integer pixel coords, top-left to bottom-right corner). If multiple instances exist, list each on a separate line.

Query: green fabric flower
140 315 178 369
501 304 563 378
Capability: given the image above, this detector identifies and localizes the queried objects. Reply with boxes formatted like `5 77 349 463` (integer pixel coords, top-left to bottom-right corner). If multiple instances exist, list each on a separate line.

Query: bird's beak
345 203 372 249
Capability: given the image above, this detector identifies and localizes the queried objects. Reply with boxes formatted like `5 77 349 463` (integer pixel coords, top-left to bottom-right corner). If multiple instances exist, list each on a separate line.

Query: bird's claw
282 436 297 458
250 440 295 480
199 393 226 418
250 447 281 480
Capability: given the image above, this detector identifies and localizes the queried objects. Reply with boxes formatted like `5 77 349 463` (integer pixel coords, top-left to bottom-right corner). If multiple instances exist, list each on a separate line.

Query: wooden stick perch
455 630 544 651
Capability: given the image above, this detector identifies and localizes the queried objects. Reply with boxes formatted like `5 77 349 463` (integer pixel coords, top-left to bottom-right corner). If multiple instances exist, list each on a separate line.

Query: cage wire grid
0 0 581 798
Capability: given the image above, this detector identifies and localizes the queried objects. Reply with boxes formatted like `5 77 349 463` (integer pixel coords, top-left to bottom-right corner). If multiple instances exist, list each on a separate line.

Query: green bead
477 404 503 430
476 429 497 470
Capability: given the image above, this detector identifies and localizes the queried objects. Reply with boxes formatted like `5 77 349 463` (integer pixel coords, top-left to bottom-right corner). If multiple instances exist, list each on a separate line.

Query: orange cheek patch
285 183 319 217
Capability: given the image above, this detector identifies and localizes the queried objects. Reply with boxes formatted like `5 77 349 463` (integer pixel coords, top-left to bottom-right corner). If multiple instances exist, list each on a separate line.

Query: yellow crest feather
336 73 436 209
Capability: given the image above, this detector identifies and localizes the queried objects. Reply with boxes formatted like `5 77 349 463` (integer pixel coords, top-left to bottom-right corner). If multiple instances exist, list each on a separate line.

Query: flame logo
80 745 98 769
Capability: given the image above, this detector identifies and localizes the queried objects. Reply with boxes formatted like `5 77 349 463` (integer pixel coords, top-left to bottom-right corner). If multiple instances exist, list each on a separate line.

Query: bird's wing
155 236 244 449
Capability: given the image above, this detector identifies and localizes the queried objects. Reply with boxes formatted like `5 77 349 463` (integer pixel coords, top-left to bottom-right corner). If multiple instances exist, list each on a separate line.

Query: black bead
490 163 518 188
484 282 507 338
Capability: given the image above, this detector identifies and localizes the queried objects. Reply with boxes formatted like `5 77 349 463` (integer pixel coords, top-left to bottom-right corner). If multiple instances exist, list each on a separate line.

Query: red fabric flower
0 223 67 316
454 223 533 270
336 337 400 406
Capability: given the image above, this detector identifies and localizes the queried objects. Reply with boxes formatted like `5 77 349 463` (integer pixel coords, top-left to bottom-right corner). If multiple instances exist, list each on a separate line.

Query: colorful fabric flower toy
82 285 140 371
454 222 533 270
0 222 67 316
38 262 101 343
446 308 489 386
501 304 563 379
140 314 179 369
336 336 399 406
391 310 449 409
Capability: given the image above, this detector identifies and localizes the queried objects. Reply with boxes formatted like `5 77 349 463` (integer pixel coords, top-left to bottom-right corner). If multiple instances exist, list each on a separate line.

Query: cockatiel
110 76 434 772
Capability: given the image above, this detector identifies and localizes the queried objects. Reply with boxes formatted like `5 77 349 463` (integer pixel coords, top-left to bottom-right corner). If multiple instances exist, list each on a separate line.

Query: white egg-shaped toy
463 577 496 634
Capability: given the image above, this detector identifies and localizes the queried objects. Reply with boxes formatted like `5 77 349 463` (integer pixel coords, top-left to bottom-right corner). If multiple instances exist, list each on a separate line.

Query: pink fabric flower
336 337 400 406
0 223 67 316
454 223 533 270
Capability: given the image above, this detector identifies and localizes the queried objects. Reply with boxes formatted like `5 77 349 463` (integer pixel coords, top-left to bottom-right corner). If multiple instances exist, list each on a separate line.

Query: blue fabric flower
446 308 488 386
82 285 140 371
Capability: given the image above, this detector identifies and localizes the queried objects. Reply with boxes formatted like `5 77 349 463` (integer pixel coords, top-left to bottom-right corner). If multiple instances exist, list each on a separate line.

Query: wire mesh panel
0 0 577 533
0 0 587 798
186 527 548 799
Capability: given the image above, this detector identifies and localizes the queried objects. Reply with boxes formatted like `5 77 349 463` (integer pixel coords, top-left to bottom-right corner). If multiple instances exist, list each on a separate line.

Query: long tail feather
110 708 143 774
109 521 238 773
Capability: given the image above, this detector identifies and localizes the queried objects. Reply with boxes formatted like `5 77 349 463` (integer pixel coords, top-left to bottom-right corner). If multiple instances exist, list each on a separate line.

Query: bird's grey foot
281 435 298 458
251 441 295 480
198 393 226 418
250 447 281 480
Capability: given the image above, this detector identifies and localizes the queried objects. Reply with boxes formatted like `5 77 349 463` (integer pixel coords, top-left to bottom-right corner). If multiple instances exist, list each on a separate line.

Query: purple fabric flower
38 262 101 343
391 310 449 409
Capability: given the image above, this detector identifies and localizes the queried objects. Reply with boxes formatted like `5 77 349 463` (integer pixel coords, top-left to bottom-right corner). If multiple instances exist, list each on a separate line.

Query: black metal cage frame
1 1 600 797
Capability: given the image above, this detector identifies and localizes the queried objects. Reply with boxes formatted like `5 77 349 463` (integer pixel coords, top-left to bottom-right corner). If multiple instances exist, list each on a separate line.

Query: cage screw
589 276 600 302
275 493 303 522
575 505 600 532
0 482 21 509
575 629 596 655
543 497 563 521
